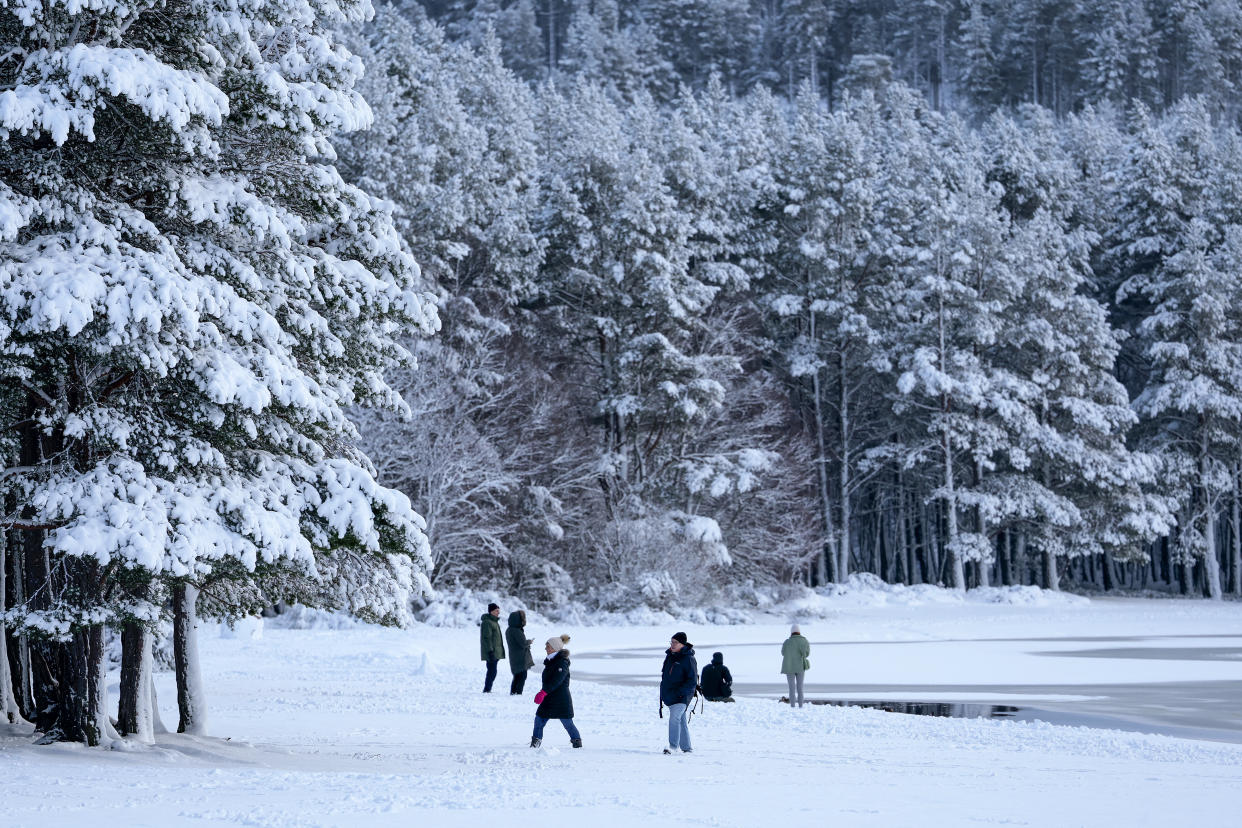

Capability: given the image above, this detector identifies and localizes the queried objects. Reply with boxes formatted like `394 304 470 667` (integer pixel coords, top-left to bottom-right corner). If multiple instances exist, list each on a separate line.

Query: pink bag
534 690 547 704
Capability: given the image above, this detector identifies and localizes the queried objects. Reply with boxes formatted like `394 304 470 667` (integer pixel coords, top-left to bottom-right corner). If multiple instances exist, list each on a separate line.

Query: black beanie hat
487 602 500 612
672 631 688 645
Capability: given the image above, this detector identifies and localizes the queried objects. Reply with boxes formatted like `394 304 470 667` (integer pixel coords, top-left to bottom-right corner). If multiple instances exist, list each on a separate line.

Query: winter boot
530 737 541 748
662 747 674 755
571 738 582 748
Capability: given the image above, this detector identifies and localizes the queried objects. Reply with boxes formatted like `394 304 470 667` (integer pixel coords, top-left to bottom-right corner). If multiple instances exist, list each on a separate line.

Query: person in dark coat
700 651 734 702
505 610 535 695
531 634 581 748
479 602 505 693
659 631 698 753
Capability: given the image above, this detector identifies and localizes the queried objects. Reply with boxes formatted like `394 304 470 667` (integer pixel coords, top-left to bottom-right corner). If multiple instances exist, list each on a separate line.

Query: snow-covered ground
4 595 1242 827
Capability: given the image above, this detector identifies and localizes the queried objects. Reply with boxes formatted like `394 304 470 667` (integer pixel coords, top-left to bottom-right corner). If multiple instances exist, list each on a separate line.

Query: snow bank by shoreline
407 573 1091 629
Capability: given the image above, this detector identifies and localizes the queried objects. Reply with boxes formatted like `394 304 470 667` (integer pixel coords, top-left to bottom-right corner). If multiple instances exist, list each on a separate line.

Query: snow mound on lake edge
775 573 1090 618
249 575 1093 632
399 576 1088 629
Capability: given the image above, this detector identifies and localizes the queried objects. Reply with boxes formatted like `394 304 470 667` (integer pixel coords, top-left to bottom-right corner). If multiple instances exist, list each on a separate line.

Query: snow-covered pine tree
341 10 553 588
0 0 437 744
757 84 897 584
888 97 1018 590
957 0 1003 117
531 79 746 602
976 108 1171 590
1103 101 1237 597
1079 0 1163 109
1172 0 1242 119
656 79 814 589
1125 216 1242 600
559 0 670 100
778 0 837 97
495 0 546 80
639 0 756 93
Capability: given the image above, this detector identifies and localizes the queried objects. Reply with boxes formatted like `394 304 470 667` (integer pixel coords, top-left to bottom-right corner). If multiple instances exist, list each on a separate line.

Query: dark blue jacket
535 650 574 719
660 646 698 706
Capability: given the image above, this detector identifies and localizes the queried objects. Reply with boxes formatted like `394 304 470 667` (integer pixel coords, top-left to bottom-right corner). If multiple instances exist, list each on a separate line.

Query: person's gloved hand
534 690 547 704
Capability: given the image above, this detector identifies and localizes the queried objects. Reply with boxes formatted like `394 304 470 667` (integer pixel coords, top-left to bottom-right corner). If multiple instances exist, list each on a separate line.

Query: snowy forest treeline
340 0 1242 607
3 0 1242 747
423 0 1242 117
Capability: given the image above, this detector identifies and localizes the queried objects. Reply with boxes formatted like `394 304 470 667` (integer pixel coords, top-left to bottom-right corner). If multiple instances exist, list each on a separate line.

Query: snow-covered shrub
414 587 549 628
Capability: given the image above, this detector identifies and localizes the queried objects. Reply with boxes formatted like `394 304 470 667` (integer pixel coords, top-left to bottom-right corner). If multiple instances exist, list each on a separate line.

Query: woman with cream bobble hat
530 634 581 748
781 623 810 708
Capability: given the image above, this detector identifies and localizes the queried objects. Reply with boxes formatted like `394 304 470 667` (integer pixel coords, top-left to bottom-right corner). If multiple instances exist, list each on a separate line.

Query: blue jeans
667 702 691 751
533 715 581 741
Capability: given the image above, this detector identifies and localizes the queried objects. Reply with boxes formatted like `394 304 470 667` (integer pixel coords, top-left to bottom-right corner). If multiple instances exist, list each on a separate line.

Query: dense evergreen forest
418 0 1242 117
3 0 1242 747
343 0 1242 602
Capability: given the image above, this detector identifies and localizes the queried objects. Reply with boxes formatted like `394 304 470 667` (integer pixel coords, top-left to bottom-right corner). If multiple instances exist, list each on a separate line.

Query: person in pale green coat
781 624 810 708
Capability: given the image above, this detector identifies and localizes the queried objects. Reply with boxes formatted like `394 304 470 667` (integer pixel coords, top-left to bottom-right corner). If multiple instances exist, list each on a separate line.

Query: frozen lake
574 634 1242 743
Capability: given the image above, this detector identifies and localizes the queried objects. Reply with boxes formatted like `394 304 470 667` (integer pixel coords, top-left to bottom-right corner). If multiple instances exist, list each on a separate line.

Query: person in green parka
480 602 505 693
506 610 535 695
781 623 810 708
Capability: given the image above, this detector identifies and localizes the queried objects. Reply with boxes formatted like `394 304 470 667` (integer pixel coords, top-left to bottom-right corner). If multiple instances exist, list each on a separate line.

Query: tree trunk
810 354 839 582
16 391 61 734
837 349 851 582
1014 532 1028 586
1041 546 1060 591
118 621 155 743
895 485 909 585
878 511 890 581
1201 448 1223 599
9 533 34 720
910 498 925 585
22 521 61 735
926 501 941 585
936 285 964 591
999 530 1012 586
545 0 556 75
1232 464 1242 596
942 427 965 590
51 558 107 746
1 531 26 724
1101 552 1118 592
1161 535 1172 584
8 532 33 720
174 582 207 735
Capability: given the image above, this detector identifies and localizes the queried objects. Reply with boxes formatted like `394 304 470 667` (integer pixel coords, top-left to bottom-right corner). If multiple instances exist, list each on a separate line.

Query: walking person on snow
781 623 810 708
506 610 535 695
660 631 698 753
480 602 505 693
531 634 582 748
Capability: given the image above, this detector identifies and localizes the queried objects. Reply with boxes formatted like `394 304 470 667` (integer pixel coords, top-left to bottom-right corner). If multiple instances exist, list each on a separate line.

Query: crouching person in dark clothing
700 652 734 702
531 634 582 748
